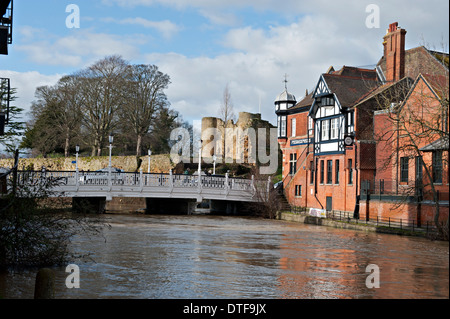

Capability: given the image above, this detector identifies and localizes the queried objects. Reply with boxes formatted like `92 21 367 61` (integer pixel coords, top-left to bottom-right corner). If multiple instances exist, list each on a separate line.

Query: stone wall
0 154 174 173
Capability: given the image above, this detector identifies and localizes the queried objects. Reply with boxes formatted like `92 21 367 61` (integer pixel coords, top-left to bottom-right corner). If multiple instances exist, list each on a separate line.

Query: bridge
11 170 270 214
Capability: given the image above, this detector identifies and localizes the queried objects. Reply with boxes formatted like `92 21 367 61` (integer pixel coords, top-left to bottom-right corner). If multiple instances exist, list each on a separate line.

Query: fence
361 178 449 202
287 207 445 236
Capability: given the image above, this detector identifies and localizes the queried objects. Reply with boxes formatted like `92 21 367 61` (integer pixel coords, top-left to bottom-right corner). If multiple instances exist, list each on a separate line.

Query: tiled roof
420 136 449 152
322 70 379 107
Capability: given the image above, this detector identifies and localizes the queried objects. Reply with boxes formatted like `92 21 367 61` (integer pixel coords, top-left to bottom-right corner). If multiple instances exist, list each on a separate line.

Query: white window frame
308 117 313 135
280 116 287 137
321 120 329 141
291 118 296 137
330 118 339 140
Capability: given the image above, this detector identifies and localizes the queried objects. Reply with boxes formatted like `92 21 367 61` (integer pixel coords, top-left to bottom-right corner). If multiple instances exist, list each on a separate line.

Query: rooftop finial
284 73 289 90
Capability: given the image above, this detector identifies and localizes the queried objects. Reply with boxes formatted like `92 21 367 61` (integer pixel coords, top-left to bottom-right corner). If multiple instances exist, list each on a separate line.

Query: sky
0 0 449 127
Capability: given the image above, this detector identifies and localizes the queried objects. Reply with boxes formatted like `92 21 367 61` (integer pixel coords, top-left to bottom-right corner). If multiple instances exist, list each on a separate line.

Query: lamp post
75 145 80 188
148 149 152 174
108 135 114 187
213 154 216 175
198 140 202 177
75 145 80 173
109 134 114 171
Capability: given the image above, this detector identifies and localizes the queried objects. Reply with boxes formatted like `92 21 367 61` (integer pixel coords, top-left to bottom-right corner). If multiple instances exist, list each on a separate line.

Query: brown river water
1 214 448 299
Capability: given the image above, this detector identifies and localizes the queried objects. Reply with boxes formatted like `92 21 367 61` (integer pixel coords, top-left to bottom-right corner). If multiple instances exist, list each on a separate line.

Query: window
308 117 314 135
310 161 315 184
277 117 281 137
327 160 333 184
432 151 443 183
291 118 296 137
278 116 287 138
321 120 329 141
281 116 287 137
348 159 353 185
347 111 354 134
320 118 339 141
295 185 302 197
289 153 297 175
415 156 423 181
400 157 409 183
321 96 334 106
335 160 340 184
320 160 325 184
330 118 339 140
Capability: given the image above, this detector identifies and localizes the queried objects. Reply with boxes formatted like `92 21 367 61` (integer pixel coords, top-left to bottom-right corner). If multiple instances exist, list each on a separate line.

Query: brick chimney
383 22 407 82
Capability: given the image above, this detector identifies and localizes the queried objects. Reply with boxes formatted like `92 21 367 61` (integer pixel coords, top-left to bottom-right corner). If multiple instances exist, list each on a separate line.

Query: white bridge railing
12 170 270 202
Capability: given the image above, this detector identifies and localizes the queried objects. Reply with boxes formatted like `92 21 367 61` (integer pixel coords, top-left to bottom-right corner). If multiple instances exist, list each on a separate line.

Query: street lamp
75 145 80 187
148 149 152 173
198 140 203 177
109 134 114 172
213 154 216 175
75 145 80 173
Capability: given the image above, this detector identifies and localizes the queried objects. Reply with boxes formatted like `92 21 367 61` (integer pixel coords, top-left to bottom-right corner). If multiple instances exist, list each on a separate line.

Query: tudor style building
276 66 379 214
276 22 449 224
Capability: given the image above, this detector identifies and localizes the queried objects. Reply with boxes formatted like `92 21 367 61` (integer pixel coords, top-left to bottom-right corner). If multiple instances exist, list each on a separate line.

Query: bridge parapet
12 170 268 203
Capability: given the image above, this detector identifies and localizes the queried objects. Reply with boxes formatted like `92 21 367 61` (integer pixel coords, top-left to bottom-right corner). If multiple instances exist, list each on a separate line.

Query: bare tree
76 55 129 156
119 64 171 156
242 166 281 219
218 84 236 162
30 77 83 157
56 76 83 157
374 71 449 238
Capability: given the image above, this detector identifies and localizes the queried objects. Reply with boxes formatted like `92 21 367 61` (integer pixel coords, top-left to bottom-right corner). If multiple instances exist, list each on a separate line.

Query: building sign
309 208 326 218
290 138 312 146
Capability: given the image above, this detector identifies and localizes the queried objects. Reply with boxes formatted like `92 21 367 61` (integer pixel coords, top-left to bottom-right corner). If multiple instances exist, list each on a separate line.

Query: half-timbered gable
309 68 379 156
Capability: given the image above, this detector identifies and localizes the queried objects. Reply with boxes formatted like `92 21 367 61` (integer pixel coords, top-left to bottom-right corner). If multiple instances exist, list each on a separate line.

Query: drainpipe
355 141 358 195
395 113 399 195
314 157 324 209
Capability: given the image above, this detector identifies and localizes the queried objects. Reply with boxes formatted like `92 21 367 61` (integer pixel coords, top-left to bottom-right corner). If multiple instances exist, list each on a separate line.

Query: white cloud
0 70 63 121
121 18 180 39
102 17 181 39
15 28 144 68
144 15 385 125
7 0 449 130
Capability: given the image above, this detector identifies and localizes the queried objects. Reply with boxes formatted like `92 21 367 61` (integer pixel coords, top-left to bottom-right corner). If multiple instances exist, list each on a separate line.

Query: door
326 196 332 211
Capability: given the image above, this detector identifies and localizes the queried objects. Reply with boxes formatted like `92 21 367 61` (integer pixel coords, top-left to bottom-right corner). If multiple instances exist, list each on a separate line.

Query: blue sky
1 0 449 128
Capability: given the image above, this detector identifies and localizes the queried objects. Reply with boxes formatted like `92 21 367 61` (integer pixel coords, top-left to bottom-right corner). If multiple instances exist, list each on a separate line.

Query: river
0 214 448 299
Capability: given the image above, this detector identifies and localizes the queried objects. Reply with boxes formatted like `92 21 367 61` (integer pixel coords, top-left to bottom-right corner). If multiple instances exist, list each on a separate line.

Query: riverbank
276 211 444 239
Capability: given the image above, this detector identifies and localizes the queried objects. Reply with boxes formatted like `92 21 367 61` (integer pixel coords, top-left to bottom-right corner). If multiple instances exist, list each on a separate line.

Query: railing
361 178 449 202
350 214 446 235
287 207 445 235
10 170 262 195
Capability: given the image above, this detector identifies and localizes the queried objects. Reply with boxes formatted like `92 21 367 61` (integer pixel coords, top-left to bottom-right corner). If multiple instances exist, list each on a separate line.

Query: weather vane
284 74 289 90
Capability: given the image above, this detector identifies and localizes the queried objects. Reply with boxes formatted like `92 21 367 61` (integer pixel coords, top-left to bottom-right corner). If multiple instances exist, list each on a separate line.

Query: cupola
275 76 296 139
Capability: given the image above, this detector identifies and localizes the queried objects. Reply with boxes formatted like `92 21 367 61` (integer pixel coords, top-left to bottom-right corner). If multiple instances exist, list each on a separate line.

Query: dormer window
321 96 334 106
315 95 334 109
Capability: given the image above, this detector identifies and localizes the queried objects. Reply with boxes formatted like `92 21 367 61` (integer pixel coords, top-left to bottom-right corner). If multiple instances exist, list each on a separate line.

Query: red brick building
276 22 449 225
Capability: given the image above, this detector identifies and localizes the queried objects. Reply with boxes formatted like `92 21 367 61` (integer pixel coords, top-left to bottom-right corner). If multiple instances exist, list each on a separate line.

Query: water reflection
278 225 449 298
0 214 448 299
